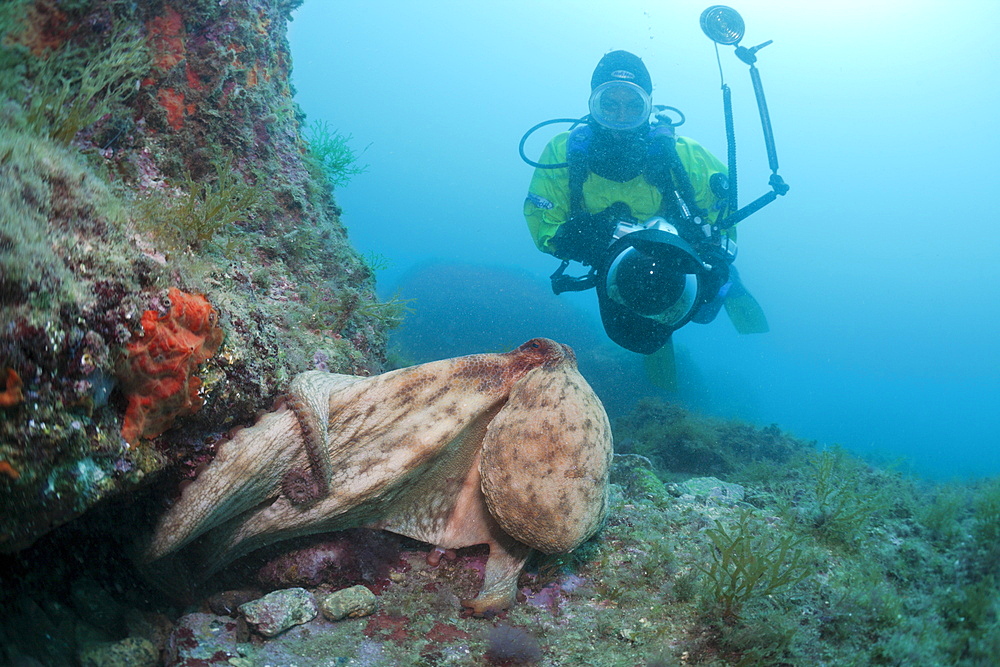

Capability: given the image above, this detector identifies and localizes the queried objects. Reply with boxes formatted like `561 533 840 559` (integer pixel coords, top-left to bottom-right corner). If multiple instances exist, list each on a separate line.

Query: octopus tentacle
282 371 365 505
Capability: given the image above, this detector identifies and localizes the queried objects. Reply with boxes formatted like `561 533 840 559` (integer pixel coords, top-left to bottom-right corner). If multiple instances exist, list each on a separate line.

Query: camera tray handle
550 260 597 295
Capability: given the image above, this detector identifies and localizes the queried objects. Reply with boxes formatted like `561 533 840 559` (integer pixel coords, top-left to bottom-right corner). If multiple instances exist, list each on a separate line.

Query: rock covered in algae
239 588 318 637
319 585 379 621
165 613 245 665
675 476 746 504
77 637 159 667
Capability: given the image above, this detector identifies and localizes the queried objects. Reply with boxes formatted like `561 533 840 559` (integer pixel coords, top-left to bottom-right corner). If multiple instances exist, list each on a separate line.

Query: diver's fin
643 338 677 392
724 268 769 334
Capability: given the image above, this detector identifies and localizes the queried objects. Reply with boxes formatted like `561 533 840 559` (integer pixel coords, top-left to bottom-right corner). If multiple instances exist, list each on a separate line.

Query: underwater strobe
700 4 745 45
700 5 788 228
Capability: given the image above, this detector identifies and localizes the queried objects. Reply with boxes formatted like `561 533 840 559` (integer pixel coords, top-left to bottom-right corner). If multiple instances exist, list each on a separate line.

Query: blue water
288 1 1000 480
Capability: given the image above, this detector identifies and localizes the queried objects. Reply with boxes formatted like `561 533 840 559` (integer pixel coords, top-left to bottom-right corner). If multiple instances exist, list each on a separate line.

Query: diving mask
588 81 652 131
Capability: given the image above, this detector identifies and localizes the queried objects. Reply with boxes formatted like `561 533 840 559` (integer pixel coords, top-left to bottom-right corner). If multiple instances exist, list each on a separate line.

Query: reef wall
0 0 389 552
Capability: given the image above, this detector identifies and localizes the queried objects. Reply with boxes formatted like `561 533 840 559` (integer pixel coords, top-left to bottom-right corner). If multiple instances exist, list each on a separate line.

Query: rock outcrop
0 0 387 551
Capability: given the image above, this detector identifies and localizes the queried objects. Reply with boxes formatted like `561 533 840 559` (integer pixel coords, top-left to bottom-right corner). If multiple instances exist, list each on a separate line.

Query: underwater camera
551 217 734 355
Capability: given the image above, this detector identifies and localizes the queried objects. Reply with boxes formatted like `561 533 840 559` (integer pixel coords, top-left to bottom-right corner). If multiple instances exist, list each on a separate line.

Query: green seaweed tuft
805 447 891 545
303 119 369 188
697 507 812 624
971 478 1000 559
364 250 392 272
0 10 148 143
133 158 263 251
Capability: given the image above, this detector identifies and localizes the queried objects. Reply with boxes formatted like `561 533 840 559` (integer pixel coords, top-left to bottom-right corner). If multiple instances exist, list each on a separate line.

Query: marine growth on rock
118 287 224 445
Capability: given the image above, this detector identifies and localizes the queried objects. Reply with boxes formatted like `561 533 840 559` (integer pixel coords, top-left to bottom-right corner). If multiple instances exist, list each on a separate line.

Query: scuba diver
521 32 785 386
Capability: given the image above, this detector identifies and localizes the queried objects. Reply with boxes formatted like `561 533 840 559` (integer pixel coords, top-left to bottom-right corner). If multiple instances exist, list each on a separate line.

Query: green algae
0 0 393 553
0 2 147 144
971 477 1000 567
697 507 811 623
304 119 369 188
0 129 136 307
614 398 811 481
0 127 157 548
611 397 1000 665
132 157 263 251
3 406 999 666
804 447 894 546
1 2 997 666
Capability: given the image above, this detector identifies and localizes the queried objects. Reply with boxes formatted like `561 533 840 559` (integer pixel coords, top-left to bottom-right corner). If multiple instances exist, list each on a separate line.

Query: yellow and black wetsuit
524 130 731 260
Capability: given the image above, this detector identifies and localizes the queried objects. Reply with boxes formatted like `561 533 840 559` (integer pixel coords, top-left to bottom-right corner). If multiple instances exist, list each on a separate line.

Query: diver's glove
551 202 634 266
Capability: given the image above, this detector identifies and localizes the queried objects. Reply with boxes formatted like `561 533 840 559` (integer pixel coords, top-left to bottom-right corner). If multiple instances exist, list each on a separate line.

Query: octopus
144 338 612 616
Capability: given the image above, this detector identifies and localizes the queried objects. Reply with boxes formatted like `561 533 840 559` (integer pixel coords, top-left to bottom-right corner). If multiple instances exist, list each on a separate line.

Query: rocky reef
2 2 998 666
2 397 999 666
0 0 388 553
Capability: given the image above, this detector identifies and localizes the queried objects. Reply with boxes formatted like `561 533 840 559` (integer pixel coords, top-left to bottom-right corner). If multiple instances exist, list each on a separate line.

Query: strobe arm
717 39 789 229
737 41 780 175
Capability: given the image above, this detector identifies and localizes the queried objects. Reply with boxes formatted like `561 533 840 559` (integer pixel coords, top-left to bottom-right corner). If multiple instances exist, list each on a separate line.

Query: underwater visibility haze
288 0 1000 480
5 1 1000 665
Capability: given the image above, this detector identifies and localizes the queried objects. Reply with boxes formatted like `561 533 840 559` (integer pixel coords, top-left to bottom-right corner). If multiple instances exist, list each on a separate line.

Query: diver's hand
551 202 633 266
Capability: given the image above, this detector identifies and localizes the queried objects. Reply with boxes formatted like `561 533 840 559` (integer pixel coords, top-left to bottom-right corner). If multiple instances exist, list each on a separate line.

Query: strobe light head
700 5 745 45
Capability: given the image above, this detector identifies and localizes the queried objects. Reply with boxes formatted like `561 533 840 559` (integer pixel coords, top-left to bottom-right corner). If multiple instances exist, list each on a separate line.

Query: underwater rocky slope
0 0 391 552
2 397 1000 666
1 1 999 666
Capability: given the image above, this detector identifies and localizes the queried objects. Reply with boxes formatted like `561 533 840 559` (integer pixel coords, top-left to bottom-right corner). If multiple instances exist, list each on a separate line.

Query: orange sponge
120 288 224 445
0 368 23 408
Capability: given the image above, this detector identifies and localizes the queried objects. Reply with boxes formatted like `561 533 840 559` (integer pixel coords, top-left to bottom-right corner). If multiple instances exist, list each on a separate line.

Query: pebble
77 637 158 667
239 587 318 637
318 585 378 621
675 476 745 503
166 612 245 665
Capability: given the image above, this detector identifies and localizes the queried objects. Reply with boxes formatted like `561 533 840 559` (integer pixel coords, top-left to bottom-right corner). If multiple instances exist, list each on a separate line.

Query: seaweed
0 7 148 144
354 292 414 330
803 447 891 546
697 507 811 624
918 482 970 546
972 478 1000 556
613 399 731 476
133 158 263 251
291 268 412 336
614 398 815 480
303 119 369 188
821 567 904 644
700 610 801 667
364 250 392 273
938 575 1000 664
